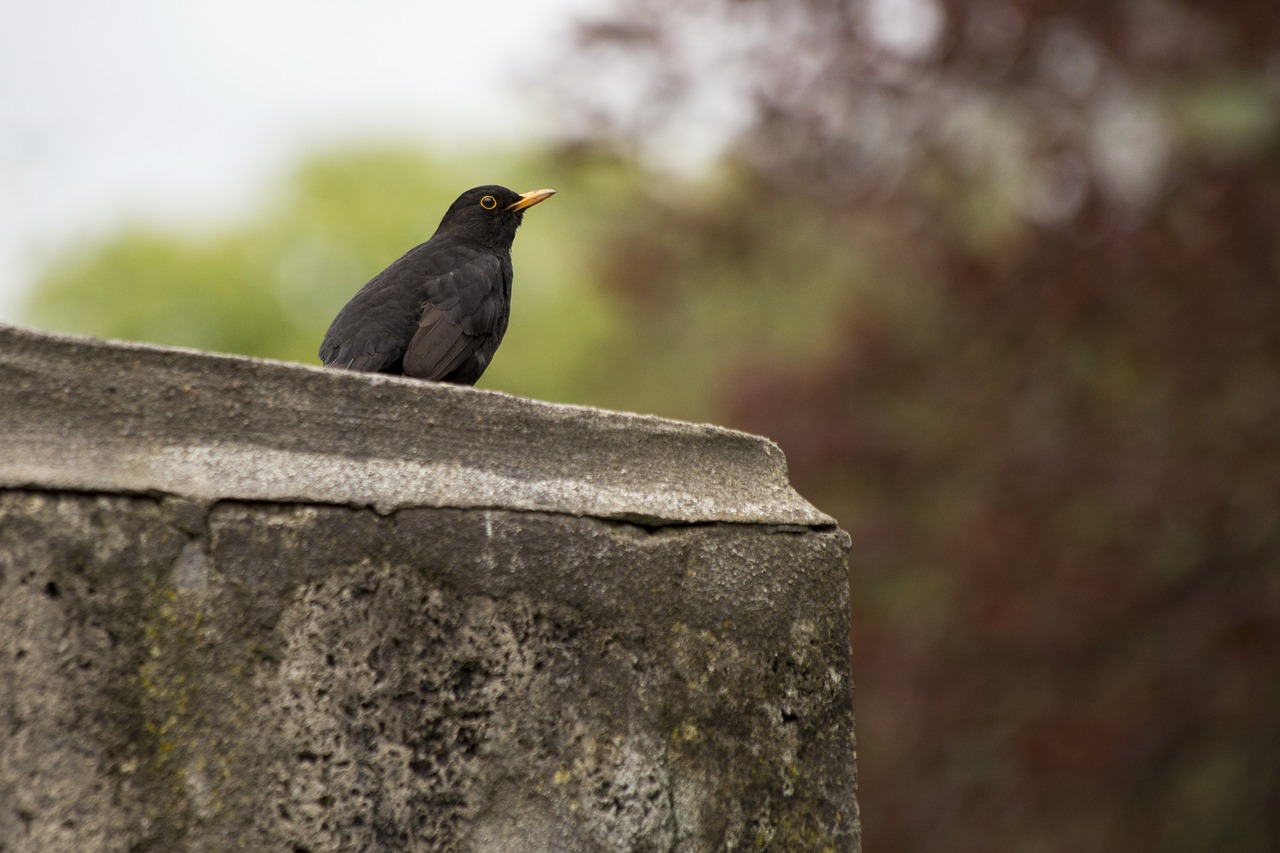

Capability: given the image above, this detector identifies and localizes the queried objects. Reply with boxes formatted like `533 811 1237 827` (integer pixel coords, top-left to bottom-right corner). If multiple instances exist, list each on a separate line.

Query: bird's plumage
318 184 552 384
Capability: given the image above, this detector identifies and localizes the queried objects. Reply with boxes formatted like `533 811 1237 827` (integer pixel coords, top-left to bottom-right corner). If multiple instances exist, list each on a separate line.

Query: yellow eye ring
480 195 497 210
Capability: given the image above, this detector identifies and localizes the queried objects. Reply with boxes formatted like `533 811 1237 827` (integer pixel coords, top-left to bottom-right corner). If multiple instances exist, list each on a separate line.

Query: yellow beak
506 188 556 212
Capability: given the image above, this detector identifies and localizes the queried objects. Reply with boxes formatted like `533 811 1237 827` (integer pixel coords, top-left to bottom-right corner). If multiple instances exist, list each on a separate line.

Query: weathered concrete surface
0 325 859 852
0 324 830 527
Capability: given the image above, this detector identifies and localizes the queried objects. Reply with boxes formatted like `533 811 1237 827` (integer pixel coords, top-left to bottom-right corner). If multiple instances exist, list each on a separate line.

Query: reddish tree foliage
559 1 1280 850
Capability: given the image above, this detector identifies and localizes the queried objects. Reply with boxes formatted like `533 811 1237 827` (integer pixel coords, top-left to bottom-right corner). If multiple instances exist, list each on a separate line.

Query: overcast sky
0 0 604 319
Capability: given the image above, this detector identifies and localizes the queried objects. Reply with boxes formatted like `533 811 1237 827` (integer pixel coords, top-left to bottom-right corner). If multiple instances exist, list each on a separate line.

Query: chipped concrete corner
0 324 861 852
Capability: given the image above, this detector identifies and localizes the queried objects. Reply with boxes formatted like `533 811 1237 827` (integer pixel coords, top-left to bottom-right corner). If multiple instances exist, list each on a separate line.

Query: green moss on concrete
130 557 261 844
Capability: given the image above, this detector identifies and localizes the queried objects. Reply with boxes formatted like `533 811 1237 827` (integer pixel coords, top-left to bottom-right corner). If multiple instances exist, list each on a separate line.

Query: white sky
0 0 605 320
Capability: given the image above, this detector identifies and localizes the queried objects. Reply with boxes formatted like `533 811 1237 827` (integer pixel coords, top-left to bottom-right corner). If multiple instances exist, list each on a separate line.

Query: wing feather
401 257 508 381
402 303 475 380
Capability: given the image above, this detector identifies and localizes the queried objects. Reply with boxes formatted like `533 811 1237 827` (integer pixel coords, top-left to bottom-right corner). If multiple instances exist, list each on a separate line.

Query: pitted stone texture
0 493 193 852
0 492 859 852
260 570 676 852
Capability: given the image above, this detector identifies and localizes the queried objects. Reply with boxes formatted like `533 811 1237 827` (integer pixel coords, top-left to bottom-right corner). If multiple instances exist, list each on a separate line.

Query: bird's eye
480 195 497 210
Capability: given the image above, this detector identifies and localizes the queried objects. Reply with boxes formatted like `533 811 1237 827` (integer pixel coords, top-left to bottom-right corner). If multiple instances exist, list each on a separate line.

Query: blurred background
5 0 1279 850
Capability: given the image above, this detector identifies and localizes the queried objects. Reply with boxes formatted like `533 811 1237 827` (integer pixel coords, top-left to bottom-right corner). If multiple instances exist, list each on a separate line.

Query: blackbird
319 184 555 384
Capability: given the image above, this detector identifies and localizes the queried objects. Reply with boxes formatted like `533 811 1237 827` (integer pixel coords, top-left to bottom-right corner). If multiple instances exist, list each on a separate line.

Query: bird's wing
318 256 426 372
402 255 507 380
318 306 415 373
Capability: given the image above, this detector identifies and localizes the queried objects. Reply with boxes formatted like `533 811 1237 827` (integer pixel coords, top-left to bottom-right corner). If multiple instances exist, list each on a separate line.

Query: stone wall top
0 324 834 528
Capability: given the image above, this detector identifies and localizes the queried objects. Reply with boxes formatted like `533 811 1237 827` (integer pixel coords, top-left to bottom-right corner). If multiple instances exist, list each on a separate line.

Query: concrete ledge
0 324 832 527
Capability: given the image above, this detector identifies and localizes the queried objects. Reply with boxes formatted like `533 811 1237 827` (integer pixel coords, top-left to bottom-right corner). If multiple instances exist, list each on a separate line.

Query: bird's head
436 185 556 248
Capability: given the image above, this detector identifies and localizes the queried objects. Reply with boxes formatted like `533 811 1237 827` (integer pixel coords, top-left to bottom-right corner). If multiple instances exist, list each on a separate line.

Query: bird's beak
506 188 556 212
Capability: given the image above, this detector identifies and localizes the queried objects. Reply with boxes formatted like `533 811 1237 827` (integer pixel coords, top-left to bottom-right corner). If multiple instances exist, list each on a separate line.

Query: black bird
319 185 555 385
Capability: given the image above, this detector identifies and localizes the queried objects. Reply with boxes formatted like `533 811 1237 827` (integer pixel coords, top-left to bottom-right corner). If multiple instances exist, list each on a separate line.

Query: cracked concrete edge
0 324 838 529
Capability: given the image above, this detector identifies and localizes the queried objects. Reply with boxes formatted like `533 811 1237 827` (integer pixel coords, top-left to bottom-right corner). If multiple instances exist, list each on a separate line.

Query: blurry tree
551 0 1280 851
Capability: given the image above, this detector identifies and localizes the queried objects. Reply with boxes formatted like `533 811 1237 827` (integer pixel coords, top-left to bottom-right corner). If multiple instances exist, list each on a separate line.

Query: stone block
0 325 860 852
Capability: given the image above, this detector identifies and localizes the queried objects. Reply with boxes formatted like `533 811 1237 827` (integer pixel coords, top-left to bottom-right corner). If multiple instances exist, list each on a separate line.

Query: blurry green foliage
23 147 635 409
23 146 866 426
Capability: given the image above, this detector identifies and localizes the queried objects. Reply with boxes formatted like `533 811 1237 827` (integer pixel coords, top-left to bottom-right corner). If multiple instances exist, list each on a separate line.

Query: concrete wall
0 324 860 852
